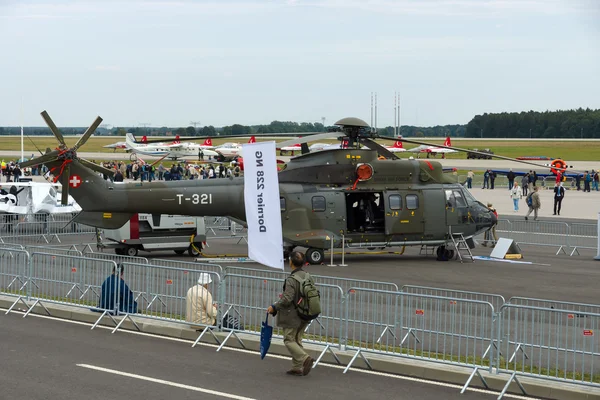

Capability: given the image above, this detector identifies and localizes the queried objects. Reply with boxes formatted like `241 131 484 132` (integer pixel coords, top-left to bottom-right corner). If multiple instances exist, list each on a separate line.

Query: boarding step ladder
449 232 474 263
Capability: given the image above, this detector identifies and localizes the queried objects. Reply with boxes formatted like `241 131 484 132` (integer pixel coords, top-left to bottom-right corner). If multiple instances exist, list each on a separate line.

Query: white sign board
242 141 284 270
490 238 521 259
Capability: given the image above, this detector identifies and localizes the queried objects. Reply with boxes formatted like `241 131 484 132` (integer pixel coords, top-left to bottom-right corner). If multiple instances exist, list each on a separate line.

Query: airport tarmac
0 313 512 400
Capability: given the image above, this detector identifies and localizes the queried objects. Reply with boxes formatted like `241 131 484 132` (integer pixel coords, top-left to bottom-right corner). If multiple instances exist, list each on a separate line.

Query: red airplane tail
444 136 451 147
141 136 148 143
393 141 403 149
248 136 256 144
173 135 181 144
203 138 213 146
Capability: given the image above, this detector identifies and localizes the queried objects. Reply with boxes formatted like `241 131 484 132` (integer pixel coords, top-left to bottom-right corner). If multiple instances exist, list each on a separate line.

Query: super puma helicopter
22 111 501 264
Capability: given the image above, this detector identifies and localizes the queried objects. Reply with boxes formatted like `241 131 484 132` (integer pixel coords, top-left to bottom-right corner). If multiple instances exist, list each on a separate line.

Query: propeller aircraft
125 133 220 161
18 111 507 264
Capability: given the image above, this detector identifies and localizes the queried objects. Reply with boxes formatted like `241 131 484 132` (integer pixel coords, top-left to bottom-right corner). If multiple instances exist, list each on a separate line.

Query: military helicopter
21 111 504 264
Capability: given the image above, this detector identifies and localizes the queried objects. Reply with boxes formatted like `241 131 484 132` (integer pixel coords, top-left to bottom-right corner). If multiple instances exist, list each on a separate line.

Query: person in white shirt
185 273 217 328
509 182 522 212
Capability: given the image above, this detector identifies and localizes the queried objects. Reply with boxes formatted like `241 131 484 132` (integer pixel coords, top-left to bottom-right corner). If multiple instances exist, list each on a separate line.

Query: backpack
526 194 533 207
291 273 321 321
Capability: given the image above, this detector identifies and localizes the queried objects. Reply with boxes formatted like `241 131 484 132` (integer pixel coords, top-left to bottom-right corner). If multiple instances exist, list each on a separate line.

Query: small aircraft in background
0 181 81 216
103 141 127 151
407 136 458 157
384 140 406 153
212 136 256 161
125 133 219 161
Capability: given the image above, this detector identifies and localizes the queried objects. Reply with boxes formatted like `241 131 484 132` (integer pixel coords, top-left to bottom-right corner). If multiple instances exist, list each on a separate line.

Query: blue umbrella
260 312 273 359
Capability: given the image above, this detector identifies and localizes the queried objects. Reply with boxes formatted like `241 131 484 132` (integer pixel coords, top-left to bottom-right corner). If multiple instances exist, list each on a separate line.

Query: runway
0 312 509 400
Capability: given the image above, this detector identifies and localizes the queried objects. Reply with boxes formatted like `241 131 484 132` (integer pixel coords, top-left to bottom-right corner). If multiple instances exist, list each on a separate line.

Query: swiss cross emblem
69 175 82 188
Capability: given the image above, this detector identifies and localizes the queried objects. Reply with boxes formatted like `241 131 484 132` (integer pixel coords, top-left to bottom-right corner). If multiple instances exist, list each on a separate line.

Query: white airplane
125 134 219 161
407 136 458 155
0 181 81 216
213 136 256 160
103 141 127 151
384 140 407 152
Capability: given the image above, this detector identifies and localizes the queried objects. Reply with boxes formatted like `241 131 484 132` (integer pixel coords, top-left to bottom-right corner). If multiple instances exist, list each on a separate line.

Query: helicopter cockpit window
452 190 467 208
406 194 419 210
389 195 402 210
462 187 477 205
445 190 456 208
280 197 286 211
312 196 326 212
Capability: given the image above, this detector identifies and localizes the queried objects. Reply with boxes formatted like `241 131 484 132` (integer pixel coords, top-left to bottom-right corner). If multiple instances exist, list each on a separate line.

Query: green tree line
466 108 600 138
2 108 599 138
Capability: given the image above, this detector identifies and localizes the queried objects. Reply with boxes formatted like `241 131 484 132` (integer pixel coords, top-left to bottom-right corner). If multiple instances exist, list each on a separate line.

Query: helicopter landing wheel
446 249 455 259
305 248 324 265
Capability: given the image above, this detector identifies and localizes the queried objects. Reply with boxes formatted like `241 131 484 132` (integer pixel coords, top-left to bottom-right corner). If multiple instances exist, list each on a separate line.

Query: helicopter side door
444 187 471 234
384 190 424 236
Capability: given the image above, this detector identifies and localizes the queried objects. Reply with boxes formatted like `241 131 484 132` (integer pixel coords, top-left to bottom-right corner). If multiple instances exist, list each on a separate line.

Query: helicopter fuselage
54 148 495 258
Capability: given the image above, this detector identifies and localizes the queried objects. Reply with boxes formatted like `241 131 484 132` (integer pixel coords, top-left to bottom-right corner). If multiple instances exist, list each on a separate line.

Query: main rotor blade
359 138 398 160
73 116 103 151
18 149 60 168
278 132 341 148
80 158 115 176
396 137 586 174
40 110 66 145
61 164 70 205
139 131 325 144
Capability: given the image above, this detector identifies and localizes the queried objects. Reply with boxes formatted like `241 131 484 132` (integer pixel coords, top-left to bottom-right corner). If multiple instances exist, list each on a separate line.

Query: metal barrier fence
0 248 30 308
82 249 149 265
0 212 95 245
497 304 600 397
151 258 223 277
568 223 598 256
216 273 345 365
343 287 496 391
223 266 399 292
482 218 598 257
2 250 600 396
120 261 222 341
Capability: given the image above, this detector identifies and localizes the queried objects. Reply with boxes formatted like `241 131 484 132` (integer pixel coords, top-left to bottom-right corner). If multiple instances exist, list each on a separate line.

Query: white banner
242 141 284 270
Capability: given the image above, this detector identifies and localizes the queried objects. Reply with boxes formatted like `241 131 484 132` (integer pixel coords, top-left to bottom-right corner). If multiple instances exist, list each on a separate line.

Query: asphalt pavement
0 312 514 400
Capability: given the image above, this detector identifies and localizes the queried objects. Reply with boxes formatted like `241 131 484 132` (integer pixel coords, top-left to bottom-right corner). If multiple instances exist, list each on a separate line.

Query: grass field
1 136 599 161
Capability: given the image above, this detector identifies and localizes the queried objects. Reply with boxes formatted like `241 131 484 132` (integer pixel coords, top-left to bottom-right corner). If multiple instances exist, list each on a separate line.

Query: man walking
507 169 515 191
510 181 521 212
553 182 565 216
267 252 315 376
525 186 541 221
466 170 474 189
584 171 591 192
482 170 489 189
521 174 529 197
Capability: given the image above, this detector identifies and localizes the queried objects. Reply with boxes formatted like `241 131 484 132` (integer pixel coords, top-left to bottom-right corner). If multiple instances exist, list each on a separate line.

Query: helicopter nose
490 209 497 225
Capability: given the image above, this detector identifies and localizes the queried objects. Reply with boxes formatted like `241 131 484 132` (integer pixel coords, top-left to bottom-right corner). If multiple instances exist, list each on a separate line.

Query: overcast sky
1 0 599 128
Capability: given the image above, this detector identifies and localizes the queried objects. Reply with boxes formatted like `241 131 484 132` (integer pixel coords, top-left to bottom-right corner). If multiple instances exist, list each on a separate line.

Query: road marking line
76 364 256 400
3 308 539 400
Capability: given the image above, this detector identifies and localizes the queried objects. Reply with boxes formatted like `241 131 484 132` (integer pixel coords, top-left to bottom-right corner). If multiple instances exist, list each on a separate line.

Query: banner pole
328 236 336 267
340 234 348 267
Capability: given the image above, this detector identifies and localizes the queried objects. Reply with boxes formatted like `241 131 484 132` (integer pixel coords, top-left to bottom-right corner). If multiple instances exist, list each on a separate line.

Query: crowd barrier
482 219 598 256
1 249 599 397
0 212 96 245
458 175 579 190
